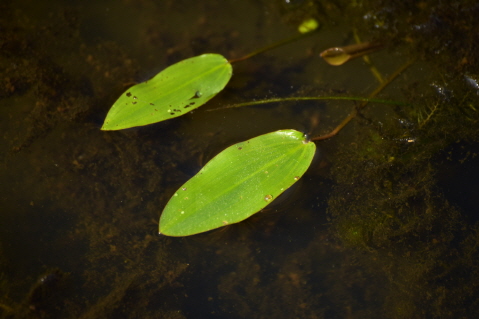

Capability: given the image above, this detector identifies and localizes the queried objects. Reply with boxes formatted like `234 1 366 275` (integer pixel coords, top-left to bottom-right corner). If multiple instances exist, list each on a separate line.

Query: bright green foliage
101 54 232 130
159 129 316 236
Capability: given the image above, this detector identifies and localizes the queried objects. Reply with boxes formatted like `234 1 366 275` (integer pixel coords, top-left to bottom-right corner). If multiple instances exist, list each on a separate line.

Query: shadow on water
1 0 479 318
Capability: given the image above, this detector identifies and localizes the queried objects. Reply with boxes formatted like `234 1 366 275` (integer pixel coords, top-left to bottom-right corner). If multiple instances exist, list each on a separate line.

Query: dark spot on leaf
238 147 242 150
133 96 138 99
189 102 195 105
170 113 175 115
132 101 137 104
150 103 155 105
126 92 132 97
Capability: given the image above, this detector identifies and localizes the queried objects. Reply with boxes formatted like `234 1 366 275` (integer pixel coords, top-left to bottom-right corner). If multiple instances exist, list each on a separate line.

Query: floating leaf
102 53 232 130
320 42 384 66
159 129 316 237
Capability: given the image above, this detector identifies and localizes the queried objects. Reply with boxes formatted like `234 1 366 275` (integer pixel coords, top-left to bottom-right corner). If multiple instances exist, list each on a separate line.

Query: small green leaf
102 53 232 130
298 18 319 34
159 129 316 237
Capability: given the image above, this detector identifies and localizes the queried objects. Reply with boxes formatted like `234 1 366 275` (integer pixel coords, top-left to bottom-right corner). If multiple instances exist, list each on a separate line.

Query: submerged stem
311 59 415 141
208 96 408 111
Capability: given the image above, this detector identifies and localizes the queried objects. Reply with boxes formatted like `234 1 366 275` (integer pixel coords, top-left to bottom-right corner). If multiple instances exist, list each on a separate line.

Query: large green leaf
159 129 316 237
101 53 232 130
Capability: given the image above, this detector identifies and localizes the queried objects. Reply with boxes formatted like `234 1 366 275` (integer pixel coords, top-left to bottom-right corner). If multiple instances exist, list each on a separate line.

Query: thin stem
228 30 318 64
311 58 415 141
208 96 408 111
353 30 384 83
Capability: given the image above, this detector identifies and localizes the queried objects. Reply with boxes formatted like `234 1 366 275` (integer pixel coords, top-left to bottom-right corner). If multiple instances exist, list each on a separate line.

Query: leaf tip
100 124 112 131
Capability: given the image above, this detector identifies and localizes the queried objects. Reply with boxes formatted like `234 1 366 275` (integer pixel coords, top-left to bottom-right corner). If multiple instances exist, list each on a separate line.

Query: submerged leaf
159 129 316 237
298 18 319 34
102 53 232 130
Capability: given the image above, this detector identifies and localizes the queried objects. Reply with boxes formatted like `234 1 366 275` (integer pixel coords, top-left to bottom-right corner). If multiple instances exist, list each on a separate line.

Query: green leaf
101 53 232 130
159 129 316 237
298 18 319 34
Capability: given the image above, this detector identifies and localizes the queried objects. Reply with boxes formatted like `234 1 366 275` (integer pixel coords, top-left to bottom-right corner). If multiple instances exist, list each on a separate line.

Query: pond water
1 1 479 318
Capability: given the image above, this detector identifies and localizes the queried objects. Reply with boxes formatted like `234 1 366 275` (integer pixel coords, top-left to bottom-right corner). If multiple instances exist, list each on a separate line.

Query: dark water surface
1 1 479 318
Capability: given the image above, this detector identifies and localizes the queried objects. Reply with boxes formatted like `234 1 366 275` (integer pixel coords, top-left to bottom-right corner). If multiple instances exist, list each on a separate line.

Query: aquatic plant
101 20 410 236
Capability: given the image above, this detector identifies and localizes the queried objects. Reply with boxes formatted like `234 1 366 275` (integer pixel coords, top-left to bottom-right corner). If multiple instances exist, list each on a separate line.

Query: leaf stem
228 29 318 64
